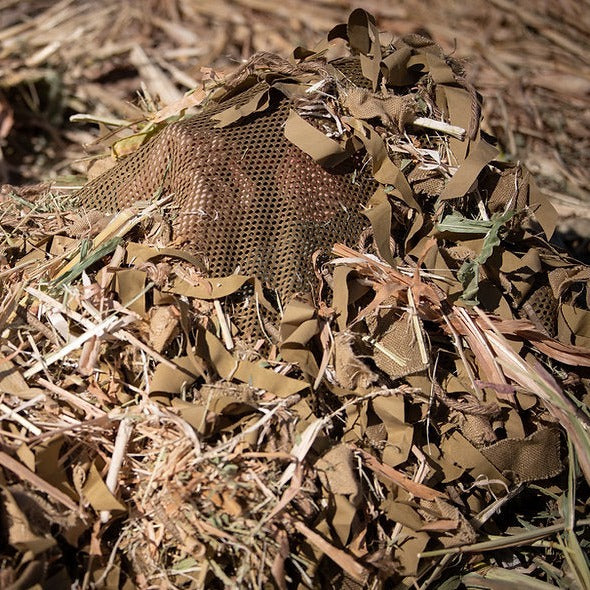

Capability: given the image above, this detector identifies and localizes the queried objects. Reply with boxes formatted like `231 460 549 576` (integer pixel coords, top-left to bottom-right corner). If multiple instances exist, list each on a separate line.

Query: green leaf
436 212 493 234
462 567 561 589
443 210 515 305
51 237 122 288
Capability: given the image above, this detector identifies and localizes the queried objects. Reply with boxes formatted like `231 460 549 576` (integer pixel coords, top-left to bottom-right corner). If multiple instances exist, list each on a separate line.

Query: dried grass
0 183 588 587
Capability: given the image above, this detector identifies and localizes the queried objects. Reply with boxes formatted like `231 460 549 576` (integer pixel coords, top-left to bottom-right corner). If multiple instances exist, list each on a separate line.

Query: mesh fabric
75 60 377 304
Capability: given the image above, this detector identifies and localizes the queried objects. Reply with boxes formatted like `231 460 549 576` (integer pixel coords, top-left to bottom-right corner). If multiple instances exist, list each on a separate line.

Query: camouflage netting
0 9 590 590
69 8 581 343
73 57 377 308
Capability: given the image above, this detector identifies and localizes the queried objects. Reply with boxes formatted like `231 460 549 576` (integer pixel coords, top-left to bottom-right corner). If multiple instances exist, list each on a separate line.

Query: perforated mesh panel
524 284 558 336
75 59 377 303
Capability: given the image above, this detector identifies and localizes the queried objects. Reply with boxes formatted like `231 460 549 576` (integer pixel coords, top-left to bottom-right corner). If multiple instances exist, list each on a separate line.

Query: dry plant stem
470 483 524 529
407 287 428 365
411 444 429 485
261 463 303 527
214 298 234 350
93 533 124 588
52 195 173 282
105 320 201 379
0 394 44 436
313 320 333 390
101 416 134 523
417 553 454 590
236 451 294 461
351 445 443 501
441 310 484 401
362 333 406 366
37 377 105 418
110 326 201 380
23 314 137 378
140 446 167 505
0 450 79 512
461 306 507 388
26 334 49 382
412 117 466 140
419 518 590 558
452 309 511 402
255 290 274 344
69 113 130 127
28 414 113 444
26 286 200 380
293 519 369 583
148 87 208 123
0 429 29 442
146 402 202 451
277 417 325 488
98 243 126 290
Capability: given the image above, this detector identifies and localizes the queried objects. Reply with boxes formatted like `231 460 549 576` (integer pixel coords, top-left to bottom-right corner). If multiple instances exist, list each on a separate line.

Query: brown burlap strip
342 86 416 131
407 166 445 197
481 428 562 482
419 497 477 547
485 167 528 213
366 309 429 379
548 266 590 299
458 413 497 447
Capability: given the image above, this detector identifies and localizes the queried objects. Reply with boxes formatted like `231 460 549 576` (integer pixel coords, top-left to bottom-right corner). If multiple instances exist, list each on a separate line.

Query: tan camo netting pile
1 9 590 590
71 10 580 341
